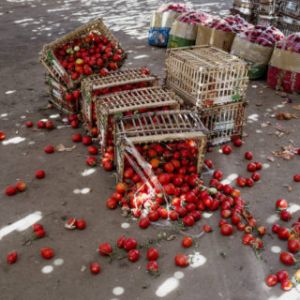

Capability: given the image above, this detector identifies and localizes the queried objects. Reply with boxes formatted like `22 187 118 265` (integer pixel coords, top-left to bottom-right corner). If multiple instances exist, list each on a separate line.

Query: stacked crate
165 45 249 146
95 86 182 166
231 0 257 22
81 68 159 135
40 18 126 115
256 0 278 26
277 0 300 35
114 110 207 181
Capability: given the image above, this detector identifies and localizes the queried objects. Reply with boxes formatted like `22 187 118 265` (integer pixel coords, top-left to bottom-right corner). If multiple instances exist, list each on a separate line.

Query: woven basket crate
115 110 207 181
198 101 246 146
165 45 249 108
95 86 182 156
40 18 126 89
277 20 300 36
81 68 159 132
46 75 80 114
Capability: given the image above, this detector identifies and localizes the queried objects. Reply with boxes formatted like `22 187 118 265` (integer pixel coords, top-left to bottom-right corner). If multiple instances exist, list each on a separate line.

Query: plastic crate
46 75 81 114
198 101 246 146
40 18 126 89
81 68 159 132
115 110 207 180
96 86 182 156
165 45 249 108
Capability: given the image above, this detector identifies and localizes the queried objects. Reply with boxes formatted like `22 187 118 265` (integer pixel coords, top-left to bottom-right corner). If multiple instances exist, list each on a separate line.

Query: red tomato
90 262 101 274
182 236 193 248
7 251 18 264
175 254 189 267
265 274 278 287
146 247 159 261
220 224 234 236
40 247 55 259
123 238 137 251
128 249 140 262
98 243 113 256
279 252 295 266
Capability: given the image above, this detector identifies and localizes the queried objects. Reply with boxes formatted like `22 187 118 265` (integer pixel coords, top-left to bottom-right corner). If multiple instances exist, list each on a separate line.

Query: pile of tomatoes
54 32 125 83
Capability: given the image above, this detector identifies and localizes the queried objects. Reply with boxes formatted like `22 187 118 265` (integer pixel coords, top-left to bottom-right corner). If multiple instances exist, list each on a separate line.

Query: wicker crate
165 45 249 108
40 18 126 89
280 0 300 20
115 110 207 180
198 101 246 146
96 86 182 157
81 68 159 132
277 19 300 35
46 75 81 114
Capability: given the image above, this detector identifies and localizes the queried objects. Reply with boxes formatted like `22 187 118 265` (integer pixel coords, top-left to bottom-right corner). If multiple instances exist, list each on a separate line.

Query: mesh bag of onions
196 14 253 52
231 25 284 79
268 33 300 93
148 3 190 47
167 11 213 48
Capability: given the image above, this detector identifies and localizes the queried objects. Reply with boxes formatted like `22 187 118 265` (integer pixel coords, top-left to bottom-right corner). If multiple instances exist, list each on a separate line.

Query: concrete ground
0 1 300 300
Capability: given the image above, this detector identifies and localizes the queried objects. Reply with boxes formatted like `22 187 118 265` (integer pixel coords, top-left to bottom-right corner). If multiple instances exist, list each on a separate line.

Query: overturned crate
40 18 126 89
198 101 246 146
165 45 249 107
96 86 182 161
46 75 81 114
81 68 159 133
115 110 207 181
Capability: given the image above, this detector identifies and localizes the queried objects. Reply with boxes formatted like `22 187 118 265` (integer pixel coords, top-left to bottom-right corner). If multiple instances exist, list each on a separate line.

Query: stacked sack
148 3 189 47
268 33 300 93
230 25 284 79
167 11 213 48
196 14 253 52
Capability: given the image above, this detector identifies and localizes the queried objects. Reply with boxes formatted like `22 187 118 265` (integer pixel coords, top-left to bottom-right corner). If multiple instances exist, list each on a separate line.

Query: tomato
123 238 137 251
242 233 254 245
280 210 292 222
106 197 118 209
222 145 232 155
82 136 92 145
203 224 212 233
116 182 127 194
116 235 126 249
231 214 241 225
204 159 213 169
7 251 18 264
76 219 86 230
139 217 150 229
90 262 101 274
147 247 159 261
213 170 223 180
124 168 134 179
280 252 295 266
158 207 168 219
257 226 266 236
278 227 290 240
265 274 278 287
251 172 261 182
254 162 262 170
220 224 233 236
272 224 281 233
175 254 189 267
158 173 171 185
148 210 159 222
281 280 293 291
276 270 289 283
40 247 55 259
276 198 288 211
98 243 113 256
244 151 253 160
182 215 195 227
247 162 257 172
169 210 179 221
287 239 300 254
128 249 140 262
147 261 159 274
35 228 46 238
232 138 242 147
294 174 300 182
236 176 246 187
182 236 193 248
87 146 98 155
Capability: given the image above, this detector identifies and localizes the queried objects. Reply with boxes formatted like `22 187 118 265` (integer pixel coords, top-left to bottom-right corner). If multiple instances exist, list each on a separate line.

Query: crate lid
82 68 158 91
166 45 248 69
96 87 180 114
116 110 207 143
